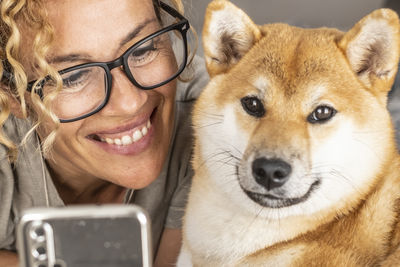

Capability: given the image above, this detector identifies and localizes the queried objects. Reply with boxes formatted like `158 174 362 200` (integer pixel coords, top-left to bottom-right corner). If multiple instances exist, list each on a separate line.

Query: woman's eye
241 96 265 118
62 69 90 88
308 105 337 123
130 40 157 64
132 45 155 58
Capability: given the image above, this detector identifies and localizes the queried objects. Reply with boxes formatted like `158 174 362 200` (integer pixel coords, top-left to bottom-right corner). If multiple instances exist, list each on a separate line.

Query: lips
99 119 151 146
241 180 321 208
86 108 155 147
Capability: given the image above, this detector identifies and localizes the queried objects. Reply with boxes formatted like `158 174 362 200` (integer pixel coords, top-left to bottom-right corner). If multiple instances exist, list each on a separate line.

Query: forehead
233 24 347 94
44 0 156 61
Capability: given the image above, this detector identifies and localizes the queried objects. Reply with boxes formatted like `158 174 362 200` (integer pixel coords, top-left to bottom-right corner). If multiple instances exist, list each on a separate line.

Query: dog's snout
252 157 292 190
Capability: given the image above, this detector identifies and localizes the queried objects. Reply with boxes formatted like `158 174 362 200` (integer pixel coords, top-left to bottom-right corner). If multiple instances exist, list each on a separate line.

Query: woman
0 0 208 266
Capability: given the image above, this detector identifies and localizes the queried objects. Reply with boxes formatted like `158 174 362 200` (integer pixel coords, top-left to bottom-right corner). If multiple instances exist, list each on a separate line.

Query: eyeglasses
26 2 189 123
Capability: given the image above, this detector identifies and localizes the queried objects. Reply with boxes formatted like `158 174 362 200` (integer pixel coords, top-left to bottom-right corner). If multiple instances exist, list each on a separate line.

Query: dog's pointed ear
202 0 261 77
338 9 400 92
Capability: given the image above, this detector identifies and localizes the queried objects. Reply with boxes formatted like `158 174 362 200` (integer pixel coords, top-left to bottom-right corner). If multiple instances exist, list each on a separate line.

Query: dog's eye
241 96 265 117
308 105 337 123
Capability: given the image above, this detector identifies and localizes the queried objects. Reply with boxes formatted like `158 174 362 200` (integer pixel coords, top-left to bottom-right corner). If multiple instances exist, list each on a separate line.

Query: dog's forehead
230 24 346 95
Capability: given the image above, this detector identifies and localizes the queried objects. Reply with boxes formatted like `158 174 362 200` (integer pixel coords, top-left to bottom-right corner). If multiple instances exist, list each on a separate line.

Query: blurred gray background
183 0 400 54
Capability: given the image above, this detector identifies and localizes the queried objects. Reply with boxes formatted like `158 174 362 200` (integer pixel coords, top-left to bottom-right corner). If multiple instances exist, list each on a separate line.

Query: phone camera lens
32 245 47 261
34 227 45 237
29 223 46 241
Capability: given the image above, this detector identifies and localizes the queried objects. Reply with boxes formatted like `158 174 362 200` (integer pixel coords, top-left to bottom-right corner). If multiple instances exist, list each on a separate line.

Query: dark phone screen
50 217 143 267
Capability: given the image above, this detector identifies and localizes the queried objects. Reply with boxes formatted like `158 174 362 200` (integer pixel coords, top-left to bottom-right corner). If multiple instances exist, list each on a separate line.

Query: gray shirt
0 56 209 256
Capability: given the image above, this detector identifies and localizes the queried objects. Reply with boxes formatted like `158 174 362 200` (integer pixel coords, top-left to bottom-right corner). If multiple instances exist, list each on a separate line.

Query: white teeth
132 130 143 142
121 135 133 145
99 119 152 146
141 126 148 136
114 138 122 145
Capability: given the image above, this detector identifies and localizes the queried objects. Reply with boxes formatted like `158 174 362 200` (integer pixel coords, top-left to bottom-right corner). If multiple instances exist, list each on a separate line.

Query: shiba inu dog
177 0 400 266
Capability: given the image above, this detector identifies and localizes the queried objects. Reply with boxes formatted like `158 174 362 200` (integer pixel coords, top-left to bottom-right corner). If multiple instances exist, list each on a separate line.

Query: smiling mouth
242 180 321 208
92 119 151 145
87 109 155 146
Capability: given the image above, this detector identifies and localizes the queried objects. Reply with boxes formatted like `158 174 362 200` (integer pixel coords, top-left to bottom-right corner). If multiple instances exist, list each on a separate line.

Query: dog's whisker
237 206 265 244
277 207 283 237
196 149 237 171
194 110 224 119
215 157 240 168
328 172 363 196
197 148 242 171
351 136 382 161
193 121 223 129
351 129 388 134
225 143 244 158
309 168 363 196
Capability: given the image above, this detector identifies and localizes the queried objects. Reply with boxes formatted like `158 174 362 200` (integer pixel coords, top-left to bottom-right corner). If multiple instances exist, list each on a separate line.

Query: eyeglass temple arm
160 1 187 21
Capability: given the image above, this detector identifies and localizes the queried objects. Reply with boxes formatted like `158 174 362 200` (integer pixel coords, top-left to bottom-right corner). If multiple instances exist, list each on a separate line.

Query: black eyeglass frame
26 2 189 123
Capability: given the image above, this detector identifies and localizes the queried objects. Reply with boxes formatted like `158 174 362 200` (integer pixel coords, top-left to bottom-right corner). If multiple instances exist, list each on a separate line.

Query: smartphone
16 205 152 267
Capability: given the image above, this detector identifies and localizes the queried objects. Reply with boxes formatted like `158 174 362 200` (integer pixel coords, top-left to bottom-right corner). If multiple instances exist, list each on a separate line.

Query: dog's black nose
252 157 292 190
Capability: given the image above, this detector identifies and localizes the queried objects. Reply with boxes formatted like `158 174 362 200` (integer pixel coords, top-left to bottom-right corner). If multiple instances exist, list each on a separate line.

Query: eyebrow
48 18 158 65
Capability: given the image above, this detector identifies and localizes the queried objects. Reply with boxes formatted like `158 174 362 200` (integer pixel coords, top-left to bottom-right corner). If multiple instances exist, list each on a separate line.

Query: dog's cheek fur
193 100 253 207
308 117 389 214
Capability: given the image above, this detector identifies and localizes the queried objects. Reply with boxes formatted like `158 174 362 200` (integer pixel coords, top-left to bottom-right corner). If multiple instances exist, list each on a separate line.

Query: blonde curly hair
0 0 195 162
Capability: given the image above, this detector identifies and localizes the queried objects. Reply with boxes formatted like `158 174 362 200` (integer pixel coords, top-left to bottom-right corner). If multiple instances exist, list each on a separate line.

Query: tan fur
178 1 400 266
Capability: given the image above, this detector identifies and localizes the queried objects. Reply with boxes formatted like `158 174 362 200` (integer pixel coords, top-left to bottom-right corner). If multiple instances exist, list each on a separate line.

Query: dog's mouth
241 180 321 208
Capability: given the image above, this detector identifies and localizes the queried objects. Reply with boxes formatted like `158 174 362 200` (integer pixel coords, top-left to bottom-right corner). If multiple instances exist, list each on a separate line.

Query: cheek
157 80 177 101
197 104 250 162
309 118 386 210
196 104 250 194
155 82 177 130
55 125 83 153
149 82 176 152
37 119 82 147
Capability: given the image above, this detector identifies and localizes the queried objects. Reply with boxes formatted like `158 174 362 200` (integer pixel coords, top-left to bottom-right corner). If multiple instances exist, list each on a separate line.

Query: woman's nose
100 67 148 116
